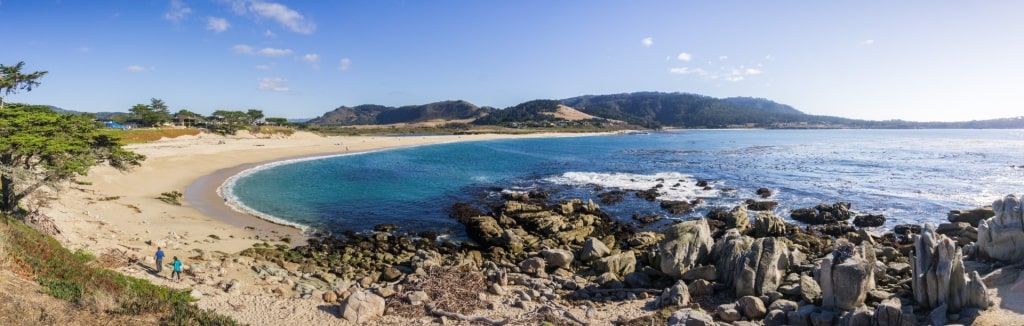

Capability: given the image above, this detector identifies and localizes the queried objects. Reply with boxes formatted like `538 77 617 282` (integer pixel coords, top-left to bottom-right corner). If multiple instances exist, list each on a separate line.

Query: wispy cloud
338 58 351 71
255 63 273 70
677 52 692 61
258 47 292 56
718 55 728 60
225 0 315 34
163 0 192 22
79 46 91 53
301 53 320 69
232 44 254 54
207 17 230 32
257 77 289 92
860 39 875 45
264 29 276 38
642 37 653 47
127 65 155 73
745 68 762 75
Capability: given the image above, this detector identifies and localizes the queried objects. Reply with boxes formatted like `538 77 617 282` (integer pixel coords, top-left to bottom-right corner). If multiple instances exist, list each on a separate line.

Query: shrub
159 191 184 205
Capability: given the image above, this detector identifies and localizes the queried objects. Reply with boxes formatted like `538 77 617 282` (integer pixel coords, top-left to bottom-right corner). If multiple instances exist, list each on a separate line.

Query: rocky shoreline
162 180 1023 325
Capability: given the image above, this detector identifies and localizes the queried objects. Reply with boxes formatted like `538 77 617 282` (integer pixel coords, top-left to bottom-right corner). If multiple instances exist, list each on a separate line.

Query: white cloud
745 68 763 75
232 44 254 54
860 39 875 45
255 63 273 70
207 17 230 32
127 65 155 73
718 55 728 60
338 58 351 71
264 29 276 38
257 77 289 92
725 75 745 82
226 0 315 34
677 52 692 61
669 67 691 75
764 55 775 60
163 0 192 22
79 46 91 53
301 53 320 69
642 37 653 47
258 47 292 56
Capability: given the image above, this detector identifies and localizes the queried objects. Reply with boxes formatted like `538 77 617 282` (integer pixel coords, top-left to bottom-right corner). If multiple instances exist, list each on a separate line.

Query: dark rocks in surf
636 187 661 202
852 214 886 228
632 213 662 224
790 202 853 225
756 187 773 198
746 199 779 211
947 207 994 227
597 190 626 205
661 200 701 214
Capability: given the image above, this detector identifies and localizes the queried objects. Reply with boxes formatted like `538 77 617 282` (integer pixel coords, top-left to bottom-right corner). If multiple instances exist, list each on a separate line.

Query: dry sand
39 130 625 324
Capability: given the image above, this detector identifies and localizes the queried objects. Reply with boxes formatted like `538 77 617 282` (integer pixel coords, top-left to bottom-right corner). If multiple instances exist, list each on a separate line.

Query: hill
307 100 491 126
560 92 820 128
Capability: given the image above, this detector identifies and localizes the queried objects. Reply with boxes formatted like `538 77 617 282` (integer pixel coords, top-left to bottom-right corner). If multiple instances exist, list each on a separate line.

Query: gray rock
809 309 835 326
667 308 715 326
710 229 753 286
820 242 875 311
580 237 611 261
655 280 690 308
726 205 751 233
754 212 788 237
948 207 994 227
737 295 767 319
519 257 546 276
624 272 652 288
976 194 1024 263
541 248 574 269
687 279 714 297
595 251 636 277
658 219 714 278
913 223 989 312
714 303 742 322
800 274 822 303
680 265 717 282
339 290 386 323
735 237 790 297
838 305 873 326
768 299 799 313
763 309 788 326
788 304 818 326
928 303 948 326
874 298 904 326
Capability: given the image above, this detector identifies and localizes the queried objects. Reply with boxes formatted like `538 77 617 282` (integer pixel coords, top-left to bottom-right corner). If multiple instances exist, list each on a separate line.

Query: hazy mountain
307 100 490 126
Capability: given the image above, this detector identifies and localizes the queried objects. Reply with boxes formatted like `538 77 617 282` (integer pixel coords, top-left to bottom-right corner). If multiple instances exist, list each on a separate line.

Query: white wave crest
545 171 718 201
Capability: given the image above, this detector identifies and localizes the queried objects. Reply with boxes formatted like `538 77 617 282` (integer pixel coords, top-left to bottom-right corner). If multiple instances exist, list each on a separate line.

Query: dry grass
390 264 488 319
100 128 202 144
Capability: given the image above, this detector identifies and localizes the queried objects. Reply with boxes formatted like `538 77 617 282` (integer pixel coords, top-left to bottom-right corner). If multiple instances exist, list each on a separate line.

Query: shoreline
42 130 609 257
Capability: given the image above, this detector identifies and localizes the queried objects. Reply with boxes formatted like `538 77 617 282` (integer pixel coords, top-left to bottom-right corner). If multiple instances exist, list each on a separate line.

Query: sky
1 1 1022 121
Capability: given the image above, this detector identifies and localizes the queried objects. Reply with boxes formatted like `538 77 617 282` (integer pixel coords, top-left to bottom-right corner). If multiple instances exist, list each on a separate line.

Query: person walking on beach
171 257 182 281
155 247 165 273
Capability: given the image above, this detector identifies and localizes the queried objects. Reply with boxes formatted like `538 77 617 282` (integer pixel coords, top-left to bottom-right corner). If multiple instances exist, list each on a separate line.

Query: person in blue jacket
155 247 165 273
172 257 182 281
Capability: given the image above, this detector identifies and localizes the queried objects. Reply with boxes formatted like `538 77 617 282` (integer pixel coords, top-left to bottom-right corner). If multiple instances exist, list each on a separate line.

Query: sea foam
544 171 719 202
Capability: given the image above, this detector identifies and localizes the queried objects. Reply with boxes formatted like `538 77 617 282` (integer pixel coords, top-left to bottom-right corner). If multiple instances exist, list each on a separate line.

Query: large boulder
541 248 574 269
579 237 611 261
339 290 386 323
725 205 751 233
655 280 690 308
819 242 875 311
735 237 790 297
595 251 636 277
873 298 907 326
948 207 994 227
710 229 753 286
659 219 714 278
753 212 788 238
975 194 1024 263
913 223 989 312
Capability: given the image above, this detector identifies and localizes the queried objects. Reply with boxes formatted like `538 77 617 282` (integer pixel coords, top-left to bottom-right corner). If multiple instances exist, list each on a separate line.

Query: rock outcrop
658 219 713 278
913 223 989 312
735 237 790 297
339 290 386 323
791 202 853 225
818 242 875 311
975 194 1024 263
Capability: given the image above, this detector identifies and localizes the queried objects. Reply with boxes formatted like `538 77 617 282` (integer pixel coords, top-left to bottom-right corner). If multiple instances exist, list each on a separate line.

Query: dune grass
0 215 237 325
99 128 202 144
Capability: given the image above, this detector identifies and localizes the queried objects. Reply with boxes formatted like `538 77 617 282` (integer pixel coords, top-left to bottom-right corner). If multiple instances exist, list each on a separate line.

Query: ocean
222 129 1024 238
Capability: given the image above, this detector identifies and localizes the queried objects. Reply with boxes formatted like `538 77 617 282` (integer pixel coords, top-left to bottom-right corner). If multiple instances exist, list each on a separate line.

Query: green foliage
129 98 172 127
1 214 238 323
0 61 48 109
207 110 253 135
472 100 562 125
159 191 184 205
0 107 145 213
264 117 289 126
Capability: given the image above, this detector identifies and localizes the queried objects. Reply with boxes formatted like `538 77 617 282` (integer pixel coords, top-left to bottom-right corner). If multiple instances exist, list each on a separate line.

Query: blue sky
1 1 1021 121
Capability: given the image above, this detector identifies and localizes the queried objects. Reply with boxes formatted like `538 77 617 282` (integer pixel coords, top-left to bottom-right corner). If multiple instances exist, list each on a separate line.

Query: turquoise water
223 129 1024 237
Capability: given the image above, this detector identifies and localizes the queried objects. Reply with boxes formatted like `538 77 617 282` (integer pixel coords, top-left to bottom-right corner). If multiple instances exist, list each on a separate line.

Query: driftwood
427 304 508 325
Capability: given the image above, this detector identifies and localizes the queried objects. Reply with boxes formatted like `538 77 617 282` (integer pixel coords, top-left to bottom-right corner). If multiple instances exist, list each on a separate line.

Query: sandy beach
38 130 622 324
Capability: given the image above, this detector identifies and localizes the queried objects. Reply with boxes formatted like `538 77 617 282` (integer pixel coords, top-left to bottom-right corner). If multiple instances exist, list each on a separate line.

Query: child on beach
171 257 182 281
